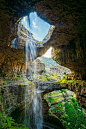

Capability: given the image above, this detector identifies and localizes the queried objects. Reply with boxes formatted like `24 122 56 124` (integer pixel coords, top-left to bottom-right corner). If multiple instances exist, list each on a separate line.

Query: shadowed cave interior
0 0 86 129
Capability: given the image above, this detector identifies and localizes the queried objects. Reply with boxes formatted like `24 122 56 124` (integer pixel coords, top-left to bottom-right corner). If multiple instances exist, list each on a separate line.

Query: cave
0 0 86 129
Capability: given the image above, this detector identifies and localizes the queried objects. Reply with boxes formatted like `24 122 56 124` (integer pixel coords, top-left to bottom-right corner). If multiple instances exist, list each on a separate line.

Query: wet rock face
0 84 34 115
0 0 86 79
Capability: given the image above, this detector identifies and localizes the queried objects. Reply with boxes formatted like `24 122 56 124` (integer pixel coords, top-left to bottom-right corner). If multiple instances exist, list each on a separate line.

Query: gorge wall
0 81 86 116
0 82 34 115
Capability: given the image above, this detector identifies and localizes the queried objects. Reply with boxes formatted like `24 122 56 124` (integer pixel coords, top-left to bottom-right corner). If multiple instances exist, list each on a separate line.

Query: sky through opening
43 47 52 58
21 12 50 41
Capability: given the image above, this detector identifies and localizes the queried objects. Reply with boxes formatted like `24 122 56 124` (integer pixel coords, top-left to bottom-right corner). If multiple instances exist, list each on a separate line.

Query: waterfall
33 88 43 129
25 36 37 79
25 16 43 129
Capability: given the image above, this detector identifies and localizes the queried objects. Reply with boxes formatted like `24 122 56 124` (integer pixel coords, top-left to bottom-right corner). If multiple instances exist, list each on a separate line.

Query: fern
0 113 28 129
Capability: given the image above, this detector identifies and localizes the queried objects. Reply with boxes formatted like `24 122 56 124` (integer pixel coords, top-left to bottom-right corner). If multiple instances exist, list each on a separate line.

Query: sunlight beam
43 47 52 58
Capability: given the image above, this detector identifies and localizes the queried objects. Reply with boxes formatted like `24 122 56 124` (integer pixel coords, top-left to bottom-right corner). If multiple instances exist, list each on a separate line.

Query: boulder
32 59 45 74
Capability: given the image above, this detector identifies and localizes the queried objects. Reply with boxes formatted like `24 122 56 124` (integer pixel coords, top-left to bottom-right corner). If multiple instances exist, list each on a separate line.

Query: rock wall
0 80 86 117
52 44 86 80
66 83 86 109
36 81 86 109
32 58 45 74
0 48 25 74
0 82 34 115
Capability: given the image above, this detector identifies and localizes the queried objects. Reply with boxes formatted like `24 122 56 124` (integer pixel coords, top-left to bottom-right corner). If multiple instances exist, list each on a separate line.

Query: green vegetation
48 96 62 103
64 72 66 75
0 73 23 86
45 90 86 129
55 75 74 83
35 72 58 82
44 69 46 73
15 17 22 24
12 74 23 81
46 76 51 81
48 92 60 96
36 74 51 82
39 75 48 81
51 73 58 80
28 81 33 86
45 34 49 39
50 106 64 113
37 41 42 44
0 112 28 129
60 99 86 129
55 77 86 86
0 93 28 129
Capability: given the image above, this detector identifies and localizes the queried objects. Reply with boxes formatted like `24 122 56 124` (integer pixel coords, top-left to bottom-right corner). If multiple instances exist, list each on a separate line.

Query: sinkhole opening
21 11 51 41
11 11 55 49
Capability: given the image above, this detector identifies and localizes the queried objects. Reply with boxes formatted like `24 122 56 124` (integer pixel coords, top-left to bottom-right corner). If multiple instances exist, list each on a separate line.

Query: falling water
25 16 43 129
33 88 43 129
25 35 37 76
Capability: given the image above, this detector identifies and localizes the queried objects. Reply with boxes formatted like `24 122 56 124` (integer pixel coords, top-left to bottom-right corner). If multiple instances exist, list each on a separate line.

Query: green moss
0 73 23 85
48 92 60 97
51 106 64 113
48 96 62 103
51 72 58 79
46 76 51 81
39 75 51 81
28 81 33 86
46 90 86 129
38 41 42 44
44 70 46 73
55 78 77 84
15 17 22 24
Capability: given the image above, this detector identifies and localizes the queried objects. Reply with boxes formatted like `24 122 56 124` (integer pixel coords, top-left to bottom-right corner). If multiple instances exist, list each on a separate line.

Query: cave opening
0 6 86 129
21 11 50 42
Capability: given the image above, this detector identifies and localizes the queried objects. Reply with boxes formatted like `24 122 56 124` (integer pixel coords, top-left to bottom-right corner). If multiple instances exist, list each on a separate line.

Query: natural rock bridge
36 81 67 94
36 81 86 109
1 81 86 115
